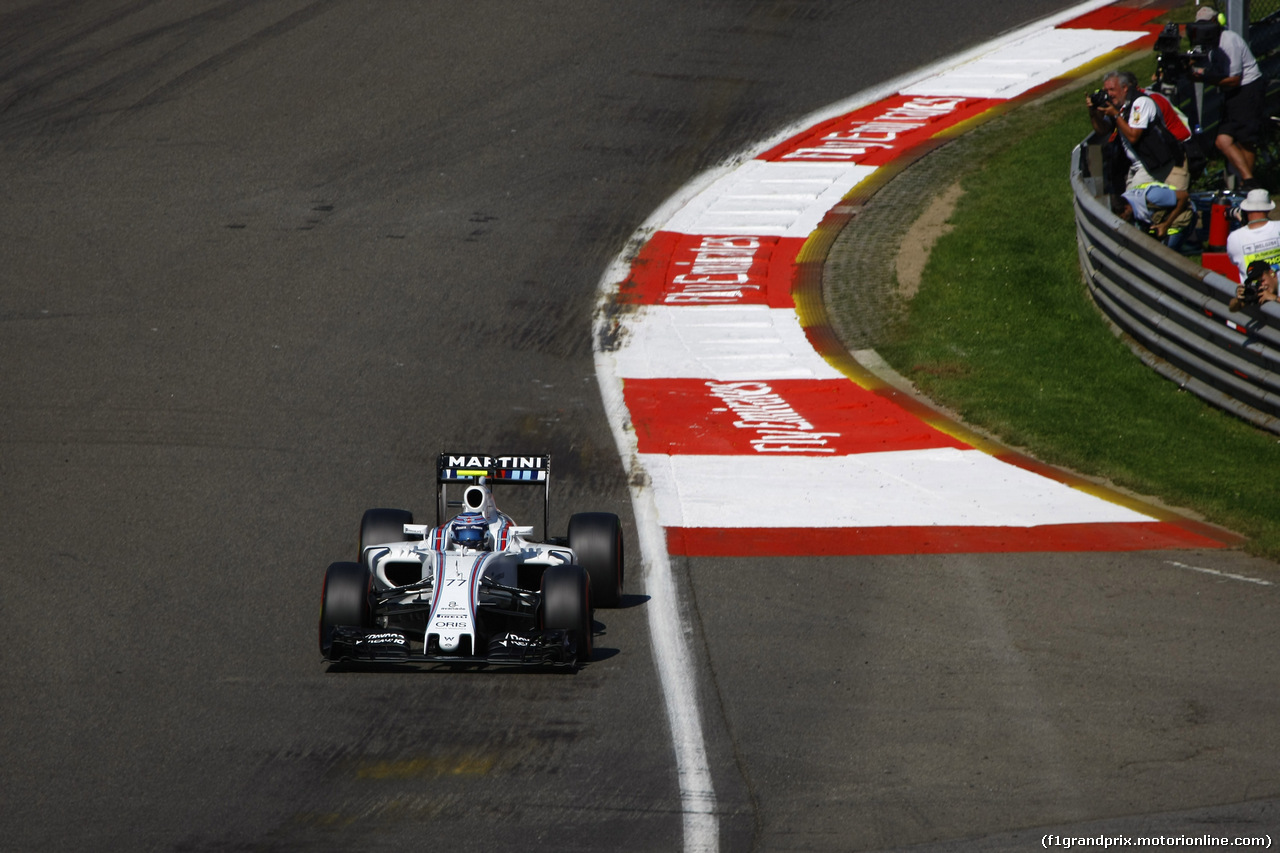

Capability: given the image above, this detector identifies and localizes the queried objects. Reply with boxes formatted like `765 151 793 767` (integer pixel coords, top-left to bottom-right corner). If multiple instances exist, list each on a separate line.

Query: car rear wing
436 453 551 537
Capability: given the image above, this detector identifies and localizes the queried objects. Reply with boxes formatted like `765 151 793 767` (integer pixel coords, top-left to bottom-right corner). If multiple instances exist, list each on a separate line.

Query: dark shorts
1220 77 1265 147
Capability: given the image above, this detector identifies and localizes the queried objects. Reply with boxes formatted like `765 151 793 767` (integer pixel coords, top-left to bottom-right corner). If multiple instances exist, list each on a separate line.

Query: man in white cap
1191 6 1264 189
1226 189 1280 280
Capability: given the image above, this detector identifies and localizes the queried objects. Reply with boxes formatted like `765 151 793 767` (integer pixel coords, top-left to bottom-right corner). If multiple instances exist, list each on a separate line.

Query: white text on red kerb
665 236 763 303
780 96 968 161
706 380 838 453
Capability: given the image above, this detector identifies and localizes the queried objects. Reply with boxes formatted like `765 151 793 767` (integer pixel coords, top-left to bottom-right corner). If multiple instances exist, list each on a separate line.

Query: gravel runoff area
823 110 1019 351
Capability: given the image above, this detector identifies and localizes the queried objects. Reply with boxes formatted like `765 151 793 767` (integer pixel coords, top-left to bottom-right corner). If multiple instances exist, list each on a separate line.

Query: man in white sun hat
1226 188 1280 281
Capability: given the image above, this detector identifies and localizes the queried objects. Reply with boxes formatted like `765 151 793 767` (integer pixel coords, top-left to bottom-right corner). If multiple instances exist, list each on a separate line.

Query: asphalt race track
2 2 1278 851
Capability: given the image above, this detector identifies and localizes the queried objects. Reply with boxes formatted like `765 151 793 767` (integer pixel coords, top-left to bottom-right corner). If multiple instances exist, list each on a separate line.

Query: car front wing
323 625 580 668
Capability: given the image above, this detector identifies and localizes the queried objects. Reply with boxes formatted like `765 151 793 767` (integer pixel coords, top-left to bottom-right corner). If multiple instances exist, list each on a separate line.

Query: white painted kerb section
613 306 845 382
901 27 1149 99
641 451 1155 529
663 161 876 237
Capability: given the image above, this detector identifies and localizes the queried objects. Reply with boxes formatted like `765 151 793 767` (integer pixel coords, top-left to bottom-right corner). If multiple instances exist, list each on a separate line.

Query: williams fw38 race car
319 453 623 669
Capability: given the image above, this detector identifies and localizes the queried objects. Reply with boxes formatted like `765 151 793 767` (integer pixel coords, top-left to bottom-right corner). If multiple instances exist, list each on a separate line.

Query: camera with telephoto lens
1240 261 1271 306
1152 23 1188 94
1089 89 1111 109
1151 19 1222 94
1185 19 1220 77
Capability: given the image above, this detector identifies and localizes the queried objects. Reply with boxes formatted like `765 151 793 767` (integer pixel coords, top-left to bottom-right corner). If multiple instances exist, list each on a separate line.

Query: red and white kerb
598 4 1235 556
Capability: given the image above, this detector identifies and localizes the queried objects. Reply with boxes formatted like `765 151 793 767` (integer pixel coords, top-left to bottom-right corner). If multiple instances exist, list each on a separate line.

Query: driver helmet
450 512 491 551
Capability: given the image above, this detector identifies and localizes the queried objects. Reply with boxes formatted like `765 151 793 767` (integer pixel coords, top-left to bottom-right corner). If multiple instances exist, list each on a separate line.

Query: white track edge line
1165 560 1275 587
595 256 719 853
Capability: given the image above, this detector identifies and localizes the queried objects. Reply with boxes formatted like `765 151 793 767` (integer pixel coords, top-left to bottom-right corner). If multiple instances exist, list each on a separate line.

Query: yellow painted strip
356 755 495 779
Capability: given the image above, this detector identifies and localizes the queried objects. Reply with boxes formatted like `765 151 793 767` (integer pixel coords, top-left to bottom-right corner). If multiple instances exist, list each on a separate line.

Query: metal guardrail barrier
1066 3 1280 435
1071 141 1280 434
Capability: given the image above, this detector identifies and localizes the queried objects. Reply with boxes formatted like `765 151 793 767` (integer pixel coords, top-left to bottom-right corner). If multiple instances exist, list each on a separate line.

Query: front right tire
567 512 623 608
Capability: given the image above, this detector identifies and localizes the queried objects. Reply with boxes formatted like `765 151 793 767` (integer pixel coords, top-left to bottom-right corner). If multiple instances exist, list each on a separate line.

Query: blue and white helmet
450 512 490 551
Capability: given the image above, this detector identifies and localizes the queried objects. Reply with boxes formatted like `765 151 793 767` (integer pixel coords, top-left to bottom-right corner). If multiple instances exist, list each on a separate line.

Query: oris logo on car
434 620 468 629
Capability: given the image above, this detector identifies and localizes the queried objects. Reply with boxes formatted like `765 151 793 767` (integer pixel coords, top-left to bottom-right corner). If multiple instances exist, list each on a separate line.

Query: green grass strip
873 71 1280 559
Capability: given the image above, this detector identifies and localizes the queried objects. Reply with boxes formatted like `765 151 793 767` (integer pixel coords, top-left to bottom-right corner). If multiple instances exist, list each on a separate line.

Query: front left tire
319 560 372 659
541 563 592 664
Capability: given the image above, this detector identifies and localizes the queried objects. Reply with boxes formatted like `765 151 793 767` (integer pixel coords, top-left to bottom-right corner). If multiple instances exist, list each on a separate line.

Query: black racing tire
567 512 623 608
541 563 592 664
359 507 414 557
319 561 372 658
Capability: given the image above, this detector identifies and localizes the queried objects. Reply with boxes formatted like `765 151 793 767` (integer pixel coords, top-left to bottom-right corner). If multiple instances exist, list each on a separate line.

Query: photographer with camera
1230 259 1278 311
1226 188 1280 281
1088 70 1191 235
1189 6 1264 190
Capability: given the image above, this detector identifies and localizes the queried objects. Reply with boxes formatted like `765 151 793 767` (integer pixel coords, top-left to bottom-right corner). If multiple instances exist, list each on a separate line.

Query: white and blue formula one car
319 453 623 669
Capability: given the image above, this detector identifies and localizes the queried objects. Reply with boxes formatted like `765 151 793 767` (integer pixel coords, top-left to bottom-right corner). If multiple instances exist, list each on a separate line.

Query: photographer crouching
1230 259 1279 311
1087 70 1191 242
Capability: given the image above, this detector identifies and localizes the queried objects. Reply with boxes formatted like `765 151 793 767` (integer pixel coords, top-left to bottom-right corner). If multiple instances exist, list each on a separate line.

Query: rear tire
541 563 592 664
319 561 372 658
359 508 414 557
567 512 623 608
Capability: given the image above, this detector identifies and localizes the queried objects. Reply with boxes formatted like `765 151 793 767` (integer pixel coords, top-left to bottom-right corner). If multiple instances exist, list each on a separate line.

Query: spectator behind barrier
1190 6 1265 190
1226 189 1280 280
1230 259 1279 311
1087 70 1192 240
